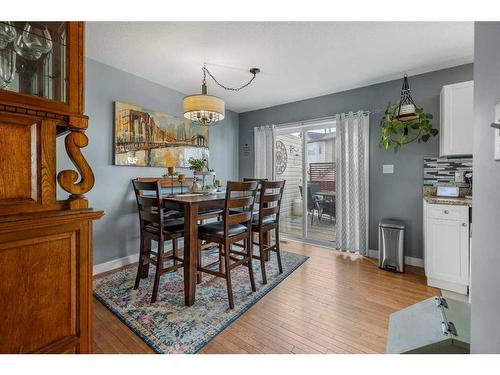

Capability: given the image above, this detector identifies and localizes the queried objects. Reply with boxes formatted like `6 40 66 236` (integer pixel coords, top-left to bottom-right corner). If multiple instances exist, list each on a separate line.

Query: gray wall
57 59 239 265
471 22 500 353
239 64 473 258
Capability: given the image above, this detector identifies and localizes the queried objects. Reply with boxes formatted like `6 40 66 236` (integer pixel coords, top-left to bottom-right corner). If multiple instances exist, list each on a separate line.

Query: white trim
93 252 139 276
427 277 468 294
363 113 370 256
281 238 424 268
281 236 335 250
93 241 180 276
367 249 424 268
441 289 469 302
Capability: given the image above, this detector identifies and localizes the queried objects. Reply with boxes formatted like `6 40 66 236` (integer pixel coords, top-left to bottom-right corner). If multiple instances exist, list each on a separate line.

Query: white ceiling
86 22 474 113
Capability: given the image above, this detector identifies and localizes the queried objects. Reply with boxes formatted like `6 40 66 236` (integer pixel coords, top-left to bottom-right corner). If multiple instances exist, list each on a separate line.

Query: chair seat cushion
252 215 276 227
144 219 184 234
229 207 259 215
165 210 183 219
198 208 224 217
199 221 247 237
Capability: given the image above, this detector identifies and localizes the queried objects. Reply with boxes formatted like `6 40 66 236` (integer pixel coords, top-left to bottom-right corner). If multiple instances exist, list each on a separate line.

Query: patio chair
299 183 323 225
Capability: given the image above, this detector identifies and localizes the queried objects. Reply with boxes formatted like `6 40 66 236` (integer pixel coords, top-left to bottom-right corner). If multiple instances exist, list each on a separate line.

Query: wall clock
275 140 288 175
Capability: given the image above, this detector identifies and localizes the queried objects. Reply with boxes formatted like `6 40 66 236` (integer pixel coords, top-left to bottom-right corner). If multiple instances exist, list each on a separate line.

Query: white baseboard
367 249 424 268
427 277 468 295
93 252 139 276
93 241 179 276
94 246 424 276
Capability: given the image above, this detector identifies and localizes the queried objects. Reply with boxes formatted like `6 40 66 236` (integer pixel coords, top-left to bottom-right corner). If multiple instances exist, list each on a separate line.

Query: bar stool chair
132 179 185 303
251 180 286 284
197 181 259 309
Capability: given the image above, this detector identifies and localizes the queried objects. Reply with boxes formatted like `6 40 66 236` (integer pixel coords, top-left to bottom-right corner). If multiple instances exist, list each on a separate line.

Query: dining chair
132 179 185 303
197 180 259 309
251 180 286 284
229 178 267 214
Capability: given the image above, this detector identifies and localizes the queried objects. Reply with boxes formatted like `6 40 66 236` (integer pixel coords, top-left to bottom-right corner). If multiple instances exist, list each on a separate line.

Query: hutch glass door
0 21 67 103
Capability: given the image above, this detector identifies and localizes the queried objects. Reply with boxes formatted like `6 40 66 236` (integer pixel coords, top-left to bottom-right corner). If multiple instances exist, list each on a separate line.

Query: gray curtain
335 111 370 255
254 125 276 179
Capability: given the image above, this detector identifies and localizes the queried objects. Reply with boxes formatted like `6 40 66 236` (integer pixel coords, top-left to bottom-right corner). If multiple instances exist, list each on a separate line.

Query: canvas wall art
114 101 209 167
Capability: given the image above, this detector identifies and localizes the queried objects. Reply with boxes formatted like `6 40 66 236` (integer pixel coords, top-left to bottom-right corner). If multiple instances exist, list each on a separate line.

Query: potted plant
379 101 438 151
187 157 207 172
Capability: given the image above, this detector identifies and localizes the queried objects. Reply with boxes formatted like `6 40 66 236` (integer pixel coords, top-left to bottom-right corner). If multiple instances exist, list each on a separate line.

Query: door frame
274 118 337 247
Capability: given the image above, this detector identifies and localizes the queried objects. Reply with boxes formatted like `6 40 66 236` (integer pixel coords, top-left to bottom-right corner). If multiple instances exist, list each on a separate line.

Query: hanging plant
379 75 438 151
379 101 437 151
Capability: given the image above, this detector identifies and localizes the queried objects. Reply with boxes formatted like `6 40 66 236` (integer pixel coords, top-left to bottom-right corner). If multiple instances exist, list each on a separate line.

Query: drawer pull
443 210 449 214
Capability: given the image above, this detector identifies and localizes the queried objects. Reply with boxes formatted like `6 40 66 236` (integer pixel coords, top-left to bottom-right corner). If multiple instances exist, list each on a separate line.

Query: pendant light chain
183 63 259 126
202 64 258 92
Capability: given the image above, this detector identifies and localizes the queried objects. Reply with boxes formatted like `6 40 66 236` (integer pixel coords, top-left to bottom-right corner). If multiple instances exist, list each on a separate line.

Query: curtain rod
274 109 382 130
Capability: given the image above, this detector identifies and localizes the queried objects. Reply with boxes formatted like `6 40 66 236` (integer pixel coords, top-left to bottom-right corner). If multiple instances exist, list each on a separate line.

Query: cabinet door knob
444 210 449 214
462 222 468 227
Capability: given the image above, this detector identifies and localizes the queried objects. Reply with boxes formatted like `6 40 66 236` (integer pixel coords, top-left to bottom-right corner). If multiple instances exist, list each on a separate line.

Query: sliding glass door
275 120 336 246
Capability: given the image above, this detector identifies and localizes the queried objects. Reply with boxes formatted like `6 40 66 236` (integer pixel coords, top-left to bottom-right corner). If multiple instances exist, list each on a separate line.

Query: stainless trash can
378 219 405 272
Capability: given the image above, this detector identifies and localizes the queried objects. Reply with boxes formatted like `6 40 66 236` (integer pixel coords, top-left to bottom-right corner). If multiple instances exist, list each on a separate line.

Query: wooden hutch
0 22 102 353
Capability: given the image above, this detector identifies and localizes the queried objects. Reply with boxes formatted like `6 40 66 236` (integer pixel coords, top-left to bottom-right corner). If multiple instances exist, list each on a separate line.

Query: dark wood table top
162 192 226 204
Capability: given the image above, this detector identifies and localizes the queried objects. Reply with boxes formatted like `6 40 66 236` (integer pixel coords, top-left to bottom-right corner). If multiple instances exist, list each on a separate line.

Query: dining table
161 192 269 307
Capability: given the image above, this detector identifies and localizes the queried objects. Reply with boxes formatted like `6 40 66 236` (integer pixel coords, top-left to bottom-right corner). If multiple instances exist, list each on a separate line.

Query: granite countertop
423 195 472 206
423 186 472 207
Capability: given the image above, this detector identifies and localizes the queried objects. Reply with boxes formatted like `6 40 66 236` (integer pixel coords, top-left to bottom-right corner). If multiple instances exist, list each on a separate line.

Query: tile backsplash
423 156 472 187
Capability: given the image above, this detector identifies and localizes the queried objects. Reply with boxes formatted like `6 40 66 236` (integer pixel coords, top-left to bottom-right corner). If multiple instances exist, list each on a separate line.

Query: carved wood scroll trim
57 120 95 201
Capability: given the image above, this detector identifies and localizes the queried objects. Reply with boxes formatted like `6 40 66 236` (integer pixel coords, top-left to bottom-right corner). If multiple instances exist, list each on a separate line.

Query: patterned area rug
93 247 308 353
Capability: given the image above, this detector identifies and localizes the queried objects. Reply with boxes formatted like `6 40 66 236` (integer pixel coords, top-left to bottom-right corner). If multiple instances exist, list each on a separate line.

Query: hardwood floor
92 240 438 354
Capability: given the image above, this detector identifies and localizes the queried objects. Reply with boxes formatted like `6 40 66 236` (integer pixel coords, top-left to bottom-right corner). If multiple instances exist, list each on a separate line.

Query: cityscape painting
114 101 209 167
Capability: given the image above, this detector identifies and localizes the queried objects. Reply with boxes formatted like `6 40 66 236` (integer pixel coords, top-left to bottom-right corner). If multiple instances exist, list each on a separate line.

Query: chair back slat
260 180 283 189
223 181 258 232
243 178 267 203
136 195 156 208
262 206 279 217
260 193 281 203
139 209 161 223
227 196 255 209
257 180 286 225
133 180 160 192
243 178 268 183
227 211 252 225
132 179 163 226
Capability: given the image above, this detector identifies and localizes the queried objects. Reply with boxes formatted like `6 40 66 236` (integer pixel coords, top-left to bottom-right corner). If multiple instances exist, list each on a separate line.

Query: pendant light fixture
395 74 419 121
183 64 260 126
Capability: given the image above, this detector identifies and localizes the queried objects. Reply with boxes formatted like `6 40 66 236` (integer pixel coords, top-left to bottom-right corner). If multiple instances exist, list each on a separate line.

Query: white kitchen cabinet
440 80 474 156
423 201 470 294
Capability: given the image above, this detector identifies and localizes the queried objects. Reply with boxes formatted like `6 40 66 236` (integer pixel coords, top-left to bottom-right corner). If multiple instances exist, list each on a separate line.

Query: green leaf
379 101 436 151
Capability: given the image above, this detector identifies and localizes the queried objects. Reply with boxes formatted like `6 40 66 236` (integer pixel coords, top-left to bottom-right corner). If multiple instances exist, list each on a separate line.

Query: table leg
183 202 198 306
